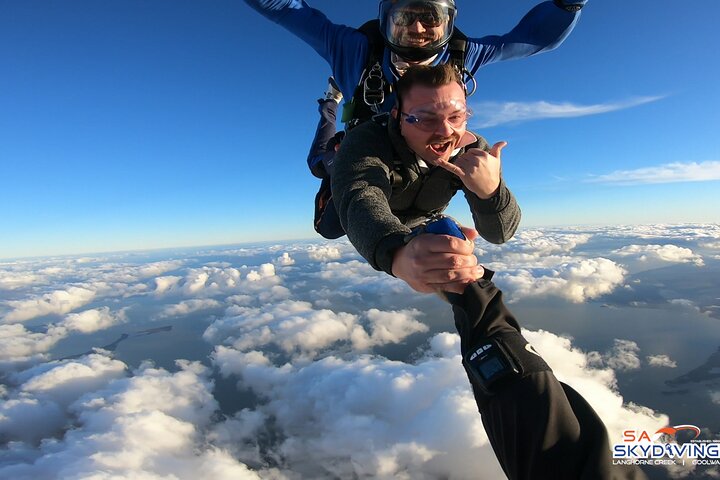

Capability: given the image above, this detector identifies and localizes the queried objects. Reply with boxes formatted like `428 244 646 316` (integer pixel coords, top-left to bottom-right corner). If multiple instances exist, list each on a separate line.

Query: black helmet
378 0 457 62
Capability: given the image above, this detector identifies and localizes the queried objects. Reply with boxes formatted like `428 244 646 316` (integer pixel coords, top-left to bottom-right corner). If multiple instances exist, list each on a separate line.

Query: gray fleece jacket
331 114 521 275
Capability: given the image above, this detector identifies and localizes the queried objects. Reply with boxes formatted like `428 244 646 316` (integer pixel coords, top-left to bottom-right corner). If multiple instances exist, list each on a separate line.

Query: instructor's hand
391 226 483 295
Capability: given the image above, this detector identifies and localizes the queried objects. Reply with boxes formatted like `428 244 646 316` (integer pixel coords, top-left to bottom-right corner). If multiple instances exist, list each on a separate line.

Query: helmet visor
391 9 445 28
381 0 456 54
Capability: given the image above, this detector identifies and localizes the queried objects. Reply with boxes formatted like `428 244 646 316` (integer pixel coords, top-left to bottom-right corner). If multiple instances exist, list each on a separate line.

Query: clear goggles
400 99 472 132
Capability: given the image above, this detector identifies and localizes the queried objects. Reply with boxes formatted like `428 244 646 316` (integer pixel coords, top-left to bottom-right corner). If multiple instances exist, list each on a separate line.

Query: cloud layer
1 225 716 478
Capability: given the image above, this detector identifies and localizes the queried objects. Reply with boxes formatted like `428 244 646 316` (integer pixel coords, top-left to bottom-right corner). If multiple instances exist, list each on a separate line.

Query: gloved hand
553 0 586 12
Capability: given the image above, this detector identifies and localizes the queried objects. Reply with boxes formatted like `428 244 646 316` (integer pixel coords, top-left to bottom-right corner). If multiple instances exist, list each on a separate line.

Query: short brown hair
395 63 464 111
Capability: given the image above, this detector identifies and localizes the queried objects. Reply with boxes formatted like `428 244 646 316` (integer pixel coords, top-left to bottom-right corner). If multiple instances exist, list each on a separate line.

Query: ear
391 107 398 119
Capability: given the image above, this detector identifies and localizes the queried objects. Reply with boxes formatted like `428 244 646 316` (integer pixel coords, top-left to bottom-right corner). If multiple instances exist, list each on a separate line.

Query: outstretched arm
241 0 368 97
448 280 646 479
463 0 587 73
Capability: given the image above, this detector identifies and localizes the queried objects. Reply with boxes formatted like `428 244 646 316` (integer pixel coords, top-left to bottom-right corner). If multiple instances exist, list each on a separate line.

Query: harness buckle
363 62 385 109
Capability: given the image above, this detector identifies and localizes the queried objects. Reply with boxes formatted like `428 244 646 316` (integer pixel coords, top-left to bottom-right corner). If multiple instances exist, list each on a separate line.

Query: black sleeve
447 281 647 480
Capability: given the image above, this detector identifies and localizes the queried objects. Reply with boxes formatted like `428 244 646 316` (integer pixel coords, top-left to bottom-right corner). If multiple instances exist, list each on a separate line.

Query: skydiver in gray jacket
332 63 645 480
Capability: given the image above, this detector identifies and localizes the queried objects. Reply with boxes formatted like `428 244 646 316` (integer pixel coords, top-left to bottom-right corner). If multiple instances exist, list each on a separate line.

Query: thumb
460 226 479 241
490 141 508 159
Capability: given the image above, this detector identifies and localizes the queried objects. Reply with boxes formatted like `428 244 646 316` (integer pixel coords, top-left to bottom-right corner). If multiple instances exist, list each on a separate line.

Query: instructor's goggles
391 9 446 27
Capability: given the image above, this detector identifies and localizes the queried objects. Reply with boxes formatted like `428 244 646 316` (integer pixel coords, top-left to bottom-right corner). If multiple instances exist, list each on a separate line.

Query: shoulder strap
448 27 468 71
343 20 392 129
447 27 476 95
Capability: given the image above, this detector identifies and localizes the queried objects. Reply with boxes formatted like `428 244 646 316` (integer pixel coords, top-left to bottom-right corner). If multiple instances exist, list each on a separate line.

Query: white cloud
1 352 127 444
710 391 720 405
3 286 97 323
669 299 701 312
60 307 127 333
307 245 342 261
246 263 276 281
0 360 265 480
135 260 185 278
204 301 427 360
184 267 240 294
470 96 663 128
318 260 414 299
14 351 127 407
479 230 634 303
274 252 295 266
0 237 695 478
523 331 666 442
590 339 642 372
646 355 677 368
155 275 183 294
350 308 429 350
0 396 66 445
156 299 223 319
209 329 667 479
509 230 591 256
594 224 720 243
587 161 720 185
154 263 281 298
212 342 503 479
500 258 627 303
0 271 41 290
612 244 704 266
0 323 68 367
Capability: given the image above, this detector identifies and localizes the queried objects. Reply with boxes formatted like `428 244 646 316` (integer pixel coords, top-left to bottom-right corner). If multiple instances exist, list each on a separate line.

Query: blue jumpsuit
243 0 582 111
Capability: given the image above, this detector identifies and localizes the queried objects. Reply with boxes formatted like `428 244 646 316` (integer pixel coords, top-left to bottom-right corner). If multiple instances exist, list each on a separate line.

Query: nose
434 118 455 136
407 19 426 32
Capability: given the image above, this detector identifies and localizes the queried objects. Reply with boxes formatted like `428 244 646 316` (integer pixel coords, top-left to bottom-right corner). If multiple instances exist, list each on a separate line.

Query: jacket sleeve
463 1 581 74
448 281 646 480
331 123 412 274
242 0 368 97
463 180 521 245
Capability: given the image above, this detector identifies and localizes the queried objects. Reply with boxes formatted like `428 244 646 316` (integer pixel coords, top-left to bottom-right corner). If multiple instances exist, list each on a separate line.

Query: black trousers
447 280 646 480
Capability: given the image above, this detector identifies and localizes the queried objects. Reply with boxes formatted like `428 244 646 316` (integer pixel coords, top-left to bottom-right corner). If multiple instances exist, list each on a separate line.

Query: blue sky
2 0 719 259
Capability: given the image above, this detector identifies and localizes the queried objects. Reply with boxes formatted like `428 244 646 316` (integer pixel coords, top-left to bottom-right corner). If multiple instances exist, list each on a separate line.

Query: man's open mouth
428 141 453 156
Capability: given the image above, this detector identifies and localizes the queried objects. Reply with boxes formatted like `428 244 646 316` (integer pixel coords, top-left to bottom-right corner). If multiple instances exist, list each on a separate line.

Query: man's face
398 81 468 165
390 6 448 49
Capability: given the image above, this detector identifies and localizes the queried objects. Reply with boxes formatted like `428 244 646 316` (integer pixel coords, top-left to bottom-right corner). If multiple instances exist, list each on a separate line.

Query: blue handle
424 216 466 240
